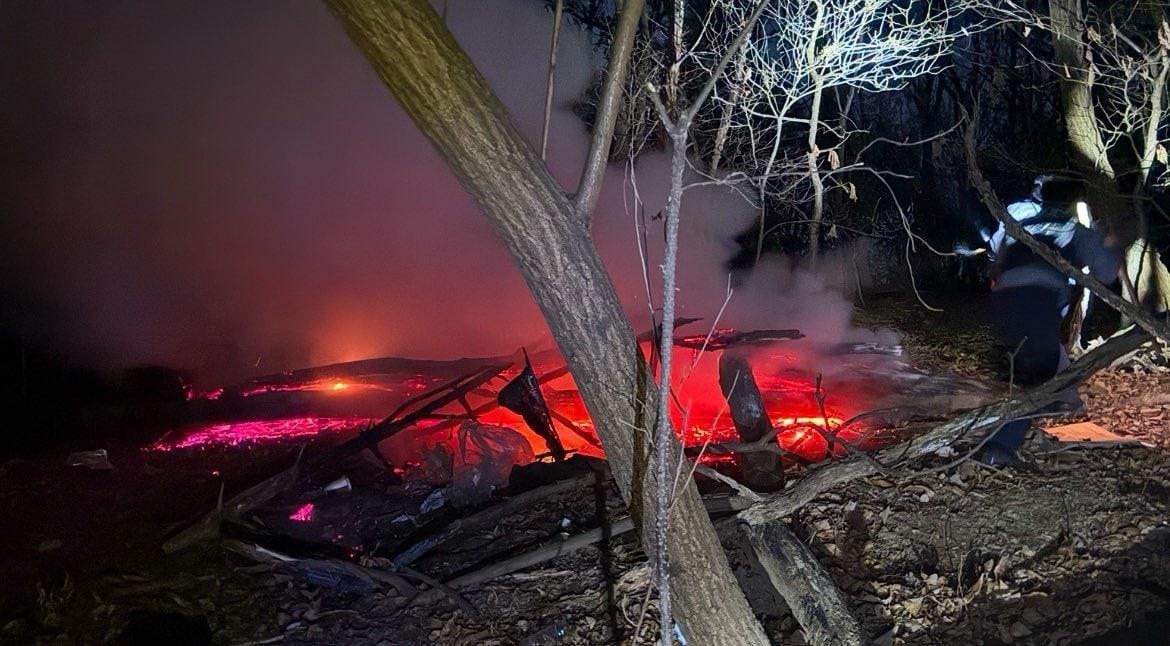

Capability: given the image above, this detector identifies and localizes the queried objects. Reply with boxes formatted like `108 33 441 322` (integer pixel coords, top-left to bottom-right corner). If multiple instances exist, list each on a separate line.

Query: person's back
979 176 1121 465
993 203 1119 308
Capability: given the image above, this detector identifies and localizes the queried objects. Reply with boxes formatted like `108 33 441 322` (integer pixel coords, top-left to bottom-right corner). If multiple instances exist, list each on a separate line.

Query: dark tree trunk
321 0 768 642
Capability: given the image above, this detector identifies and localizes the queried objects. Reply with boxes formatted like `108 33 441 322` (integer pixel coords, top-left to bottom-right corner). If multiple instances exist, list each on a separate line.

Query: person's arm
991 201 1040 258
987 222 1009 260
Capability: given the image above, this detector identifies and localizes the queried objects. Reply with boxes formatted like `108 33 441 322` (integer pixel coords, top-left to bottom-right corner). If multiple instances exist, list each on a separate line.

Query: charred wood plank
676 328 804 350
408 493 755 607
221 538 417 598
719 353 785 492
409 517 637 609
392 471 596 567
163 446 306 554
548 409 604 449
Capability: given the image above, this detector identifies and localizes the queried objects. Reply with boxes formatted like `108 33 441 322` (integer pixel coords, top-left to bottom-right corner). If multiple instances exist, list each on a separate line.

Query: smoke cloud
0 0 868 385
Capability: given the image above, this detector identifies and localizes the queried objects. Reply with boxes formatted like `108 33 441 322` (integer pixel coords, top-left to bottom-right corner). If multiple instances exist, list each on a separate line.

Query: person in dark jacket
981 176 1122 465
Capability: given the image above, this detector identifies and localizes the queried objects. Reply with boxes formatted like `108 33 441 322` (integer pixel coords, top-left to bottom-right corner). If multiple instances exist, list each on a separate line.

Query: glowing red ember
157 344 884 464
289 502 315 522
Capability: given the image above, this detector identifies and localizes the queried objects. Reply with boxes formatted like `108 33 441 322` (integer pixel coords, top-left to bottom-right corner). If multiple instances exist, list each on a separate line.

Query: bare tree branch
738 324 1150 527
539 0 565 161
574 0 647 222
963 106 1170 344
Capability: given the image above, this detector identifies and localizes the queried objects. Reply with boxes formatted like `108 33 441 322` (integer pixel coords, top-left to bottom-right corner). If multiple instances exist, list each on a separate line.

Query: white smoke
0 0 875 384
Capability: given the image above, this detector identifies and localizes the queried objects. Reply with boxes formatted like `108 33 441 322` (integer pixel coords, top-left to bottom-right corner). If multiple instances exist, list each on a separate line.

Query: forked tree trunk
321 1 768 643
1129 46 1170 314
1049 0 1170 312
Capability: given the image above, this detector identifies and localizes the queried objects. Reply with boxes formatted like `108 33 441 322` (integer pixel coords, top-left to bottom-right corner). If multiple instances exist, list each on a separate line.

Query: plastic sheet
380 420 535 501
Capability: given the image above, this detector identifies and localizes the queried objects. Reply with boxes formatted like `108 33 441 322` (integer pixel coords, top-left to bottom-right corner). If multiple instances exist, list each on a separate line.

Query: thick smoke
0 0 870 385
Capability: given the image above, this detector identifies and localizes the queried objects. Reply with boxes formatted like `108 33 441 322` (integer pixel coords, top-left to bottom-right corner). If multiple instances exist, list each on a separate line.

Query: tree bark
1129 50 1170 313
1049 0 1113 181
743 521 865 646
710 46 747 173
1048 0 1170 310
321 1 768 642
574 0 646 222
805 2 827 263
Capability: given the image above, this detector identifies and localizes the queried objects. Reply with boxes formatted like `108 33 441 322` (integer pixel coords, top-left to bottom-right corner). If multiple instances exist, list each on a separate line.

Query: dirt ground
2 294 1169 645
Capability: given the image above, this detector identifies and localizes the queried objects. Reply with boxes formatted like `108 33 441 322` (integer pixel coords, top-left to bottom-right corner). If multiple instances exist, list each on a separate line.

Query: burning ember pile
151 417 377 452
151 329 912 479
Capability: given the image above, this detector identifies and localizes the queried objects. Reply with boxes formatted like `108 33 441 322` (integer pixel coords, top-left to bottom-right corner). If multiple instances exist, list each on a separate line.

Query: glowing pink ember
151 416 376 451
289 502 315 522
237 379 404 398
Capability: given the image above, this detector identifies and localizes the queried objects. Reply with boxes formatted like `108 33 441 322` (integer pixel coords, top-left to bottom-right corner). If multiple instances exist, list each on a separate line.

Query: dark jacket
992 205 1121 309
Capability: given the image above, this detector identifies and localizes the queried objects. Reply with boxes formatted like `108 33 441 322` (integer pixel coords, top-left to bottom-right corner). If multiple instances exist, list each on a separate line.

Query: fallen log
675 328 804 350
396 563 478 617
742 521 865 646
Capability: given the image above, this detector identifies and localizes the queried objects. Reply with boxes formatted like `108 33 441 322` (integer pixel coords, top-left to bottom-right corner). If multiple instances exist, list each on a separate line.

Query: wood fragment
221 539 417 597
675 328 804 350
410 517 636 608
393 471 596 567
743 521 865 646
164 446 306 554
719 353 785 492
